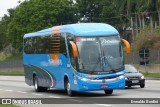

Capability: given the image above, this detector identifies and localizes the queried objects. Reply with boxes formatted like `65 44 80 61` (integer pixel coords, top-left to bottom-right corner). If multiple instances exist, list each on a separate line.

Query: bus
23 23 130 96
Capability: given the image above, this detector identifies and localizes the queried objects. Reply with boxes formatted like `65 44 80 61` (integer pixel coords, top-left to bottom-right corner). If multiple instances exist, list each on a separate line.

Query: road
0 76 160 107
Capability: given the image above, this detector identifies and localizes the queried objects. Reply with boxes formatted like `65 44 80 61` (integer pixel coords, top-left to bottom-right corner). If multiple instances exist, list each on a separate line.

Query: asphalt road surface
0 76 160 107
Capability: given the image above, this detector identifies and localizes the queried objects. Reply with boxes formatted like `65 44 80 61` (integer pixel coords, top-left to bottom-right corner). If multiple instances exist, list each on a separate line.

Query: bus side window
60 34 67 56
24 37 34 54
24 35 51 54
49 33 67 56
66 33 77 69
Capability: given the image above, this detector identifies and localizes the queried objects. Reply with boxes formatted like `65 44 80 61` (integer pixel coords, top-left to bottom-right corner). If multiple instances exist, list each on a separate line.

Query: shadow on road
125 86 142 90
45 89 119 97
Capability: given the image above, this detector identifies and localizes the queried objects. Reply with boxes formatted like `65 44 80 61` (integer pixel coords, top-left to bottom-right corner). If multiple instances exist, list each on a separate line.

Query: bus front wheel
65 79 74 96
104 90 113 95
33 75 47 92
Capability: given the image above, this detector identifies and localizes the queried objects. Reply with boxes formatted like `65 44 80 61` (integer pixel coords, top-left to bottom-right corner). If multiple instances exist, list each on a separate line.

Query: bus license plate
132 80 139 83
100 84 108 88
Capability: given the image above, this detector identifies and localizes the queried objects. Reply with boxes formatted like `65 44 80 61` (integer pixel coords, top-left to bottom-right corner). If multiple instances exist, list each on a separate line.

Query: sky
0 0 24 18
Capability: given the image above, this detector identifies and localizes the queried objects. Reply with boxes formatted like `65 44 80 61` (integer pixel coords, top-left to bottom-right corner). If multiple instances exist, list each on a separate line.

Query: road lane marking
157 97 160 98
95 104 111 107
5 89 13 92
48 96 61 98
68 99 83 103
32 93 43 96
16 91 27 94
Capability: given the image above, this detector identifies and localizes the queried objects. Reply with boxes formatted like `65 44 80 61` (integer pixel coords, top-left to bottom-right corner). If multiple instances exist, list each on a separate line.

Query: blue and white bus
23 23 130 96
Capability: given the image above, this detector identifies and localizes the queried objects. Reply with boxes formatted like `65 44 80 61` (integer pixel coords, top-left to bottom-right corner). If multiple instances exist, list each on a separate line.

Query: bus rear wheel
33 75 47 92
104 90 113 95
65 79 74 96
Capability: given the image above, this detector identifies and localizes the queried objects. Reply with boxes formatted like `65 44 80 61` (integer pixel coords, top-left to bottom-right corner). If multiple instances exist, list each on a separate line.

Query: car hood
125 73 143 77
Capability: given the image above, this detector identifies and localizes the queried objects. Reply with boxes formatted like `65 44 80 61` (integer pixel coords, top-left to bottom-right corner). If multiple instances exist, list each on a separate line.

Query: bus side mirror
121 39 131 54
70 41 78 58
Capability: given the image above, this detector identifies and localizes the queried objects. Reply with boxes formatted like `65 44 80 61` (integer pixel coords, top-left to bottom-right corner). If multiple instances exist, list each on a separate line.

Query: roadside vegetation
0 71 24 75
1 0 160 53
143 73 160 78
134 26 160 50
0 53 22 62
0 105 20 107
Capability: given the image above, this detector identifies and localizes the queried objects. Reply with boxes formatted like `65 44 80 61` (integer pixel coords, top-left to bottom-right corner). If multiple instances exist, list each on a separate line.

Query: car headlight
141 76 144 79
125 77 128 80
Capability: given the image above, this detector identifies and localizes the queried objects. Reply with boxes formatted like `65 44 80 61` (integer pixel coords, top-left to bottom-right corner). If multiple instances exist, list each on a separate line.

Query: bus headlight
118 75 125 79
141 76 144 79
81 77 89 81
76 76 89 82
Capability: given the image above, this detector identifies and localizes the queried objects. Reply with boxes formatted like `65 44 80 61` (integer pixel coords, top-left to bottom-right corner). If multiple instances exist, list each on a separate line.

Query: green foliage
134 26 160 50
0 53 22 62
143 73 160 78
0 105 20 107
0 0 160 52
0 0 78 52
0 71 24 75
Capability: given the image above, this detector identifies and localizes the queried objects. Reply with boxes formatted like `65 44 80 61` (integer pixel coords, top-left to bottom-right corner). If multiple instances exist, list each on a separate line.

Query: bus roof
24 23 119 38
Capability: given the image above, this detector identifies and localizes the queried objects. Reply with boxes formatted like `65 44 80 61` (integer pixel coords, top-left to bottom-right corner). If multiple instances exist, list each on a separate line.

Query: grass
0 71 24 75
0 105 20 107
143 73 160 78
0 53 22 62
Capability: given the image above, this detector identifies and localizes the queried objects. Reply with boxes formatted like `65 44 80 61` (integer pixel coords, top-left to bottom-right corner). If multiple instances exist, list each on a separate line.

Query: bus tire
33 75 47 92
65 79 74 96
104 90 113 95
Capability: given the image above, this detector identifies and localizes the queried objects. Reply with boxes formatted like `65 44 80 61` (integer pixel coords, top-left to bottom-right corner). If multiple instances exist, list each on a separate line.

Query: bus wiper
102 50 116 73
90 53 103 74
78 63 85 71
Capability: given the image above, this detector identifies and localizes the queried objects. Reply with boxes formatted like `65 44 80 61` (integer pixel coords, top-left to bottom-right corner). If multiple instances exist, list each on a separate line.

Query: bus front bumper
75 75 125 92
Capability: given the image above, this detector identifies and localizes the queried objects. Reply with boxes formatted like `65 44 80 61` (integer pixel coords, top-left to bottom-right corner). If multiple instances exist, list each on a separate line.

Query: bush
134 26 160 50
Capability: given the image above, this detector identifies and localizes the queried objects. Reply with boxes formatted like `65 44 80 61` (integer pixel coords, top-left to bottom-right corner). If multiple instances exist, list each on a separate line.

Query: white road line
68 99 83 103
5 89 13 92
32 93 43 96
0 78 7 80
16 91 27 94
157 97 160 98
48 96 61 98
95 104 111 107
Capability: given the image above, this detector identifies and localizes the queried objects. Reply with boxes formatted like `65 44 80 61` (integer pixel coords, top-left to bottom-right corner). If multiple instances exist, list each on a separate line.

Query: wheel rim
67 82 71 95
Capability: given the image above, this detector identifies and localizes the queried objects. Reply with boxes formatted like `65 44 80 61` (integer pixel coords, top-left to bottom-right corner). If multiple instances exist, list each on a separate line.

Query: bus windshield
75 36 124 74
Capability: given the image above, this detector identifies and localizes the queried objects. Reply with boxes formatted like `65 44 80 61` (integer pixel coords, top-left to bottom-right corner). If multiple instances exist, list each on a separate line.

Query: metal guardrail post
158 49 160 72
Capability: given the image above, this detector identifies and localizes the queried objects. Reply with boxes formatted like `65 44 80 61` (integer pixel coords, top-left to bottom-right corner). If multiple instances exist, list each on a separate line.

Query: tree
6 0 78 51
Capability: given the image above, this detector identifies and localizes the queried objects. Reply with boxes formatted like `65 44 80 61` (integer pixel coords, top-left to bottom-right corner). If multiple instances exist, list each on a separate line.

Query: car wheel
128 85 131 88
33 75 47 92
104 90 113 95
140 84 145 88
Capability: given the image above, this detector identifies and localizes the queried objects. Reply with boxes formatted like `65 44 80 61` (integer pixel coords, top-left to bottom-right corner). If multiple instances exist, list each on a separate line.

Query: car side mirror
70 41 78 58
121 39 131 54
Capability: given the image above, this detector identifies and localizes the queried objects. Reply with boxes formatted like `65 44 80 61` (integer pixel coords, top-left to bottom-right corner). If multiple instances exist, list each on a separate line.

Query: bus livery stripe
50 26 60 65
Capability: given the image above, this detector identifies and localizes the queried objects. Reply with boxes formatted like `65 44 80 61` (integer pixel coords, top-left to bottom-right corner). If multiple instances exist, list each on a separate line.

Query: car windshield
125 65 138 73
76 36 124 74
